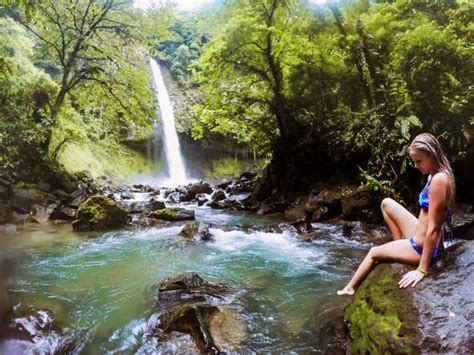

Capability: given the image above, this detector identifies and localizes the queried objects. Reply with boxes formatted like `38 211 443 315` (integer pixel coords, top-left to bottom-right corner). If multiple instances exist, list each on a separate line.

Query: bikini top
419 179 430 210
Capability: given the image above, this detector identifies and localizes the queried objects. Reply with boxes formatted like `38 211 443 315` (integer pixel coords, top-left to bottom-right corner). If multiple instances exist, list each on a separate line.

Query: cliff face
345 241 474 353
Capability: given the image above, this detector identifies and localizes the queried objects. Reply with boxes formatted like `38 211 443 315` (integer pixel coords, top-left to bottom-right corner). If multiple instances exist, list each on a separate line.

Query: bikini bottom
408 237 439 258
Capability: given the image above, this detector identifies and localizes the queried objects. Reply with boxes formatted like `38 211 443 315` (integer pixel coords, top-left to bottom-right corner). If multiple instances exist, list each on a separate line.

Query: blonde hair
409 133 456 204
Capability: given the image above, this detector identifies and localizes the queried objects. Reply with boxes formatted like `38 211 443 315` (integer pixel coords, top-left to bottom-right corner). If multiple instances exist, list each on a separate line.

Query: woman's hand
398 269 425 288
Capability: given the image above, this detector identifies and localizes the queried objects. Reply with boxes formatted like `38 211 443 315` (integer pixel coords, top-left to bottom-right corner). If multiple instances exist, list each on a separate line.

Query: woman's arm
418 174 448 270
399 173 448 288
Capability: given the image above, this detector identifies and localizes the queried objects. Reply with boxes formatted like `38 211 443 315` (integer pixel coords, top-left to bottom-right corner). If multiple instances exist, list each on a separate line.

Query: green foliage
0 17 57 181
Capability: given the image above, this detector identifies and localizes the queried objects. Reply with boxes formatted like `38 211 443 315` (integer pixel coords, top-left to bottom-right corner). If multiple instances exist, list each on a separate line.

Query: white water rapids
149 58 187 187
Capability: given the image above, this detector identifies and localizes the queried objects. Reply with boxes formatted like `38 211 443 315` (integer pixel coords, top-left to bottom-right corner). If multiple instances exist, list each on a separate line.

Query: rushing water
149 58 188 187
0 207 368 353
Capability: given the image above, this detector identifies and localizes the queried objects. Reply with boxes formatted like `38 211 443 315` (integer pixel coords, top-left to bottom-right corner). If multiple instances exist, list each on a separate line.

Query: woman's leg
381 198 417 240
337 239 420 295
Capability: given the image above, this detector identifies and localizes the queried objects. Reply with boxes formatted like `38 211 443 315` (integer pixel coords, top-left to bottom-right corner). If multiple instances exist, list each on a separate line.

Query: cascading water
149 58 187 187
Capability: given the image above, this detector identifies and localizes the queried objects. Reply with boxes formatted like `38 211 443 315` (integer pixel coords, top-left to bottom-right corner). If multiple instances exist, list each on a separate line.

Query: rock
208 200 228 209
239 169 257 181
0 257 14 339
149 208 195 221
72 195 128 231
216 178 232 189
198 224 212 241
49 205 76 221
73 170 93 183
152 273 245 353
68 194 87 208
304 188 342 221
180 182 213 202
147 199 166 211
11 189 44 214
340 185 386 223
452 206 474 240
37 182 51 192
180 222 199 239
120 191 134 200
166 191 180 204
210 190 226 201
284 197 308 221
149 190 161 197
0 204 13 224
5 307 77 353
52 189 70 202
196 194 208 206
257 201 287 215
345 241 474 353
127 201 145 213
157 272 229 297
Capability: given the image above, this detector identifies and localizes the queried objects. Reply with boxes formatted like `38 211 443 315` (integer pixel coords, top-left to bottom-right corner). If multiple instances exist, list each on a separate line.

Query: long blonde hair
409 133 456 204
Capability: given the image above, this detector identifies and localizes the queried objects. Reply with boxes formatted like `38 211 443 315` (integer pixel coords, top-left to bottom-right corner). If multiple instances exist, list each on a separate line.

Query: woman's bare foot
337 286 355 295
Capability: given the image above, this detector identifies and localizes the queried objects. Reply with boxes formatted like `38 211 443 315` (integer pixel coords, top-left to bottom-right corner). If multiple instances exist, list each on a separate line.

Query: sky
135 0 327 12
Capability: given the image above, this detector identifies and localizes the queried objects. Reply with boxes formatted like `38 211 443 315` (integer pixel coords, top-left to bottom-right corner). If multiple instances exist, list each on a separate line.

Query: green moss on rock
345 263 421 354
72 195 128 231
149 207 195 221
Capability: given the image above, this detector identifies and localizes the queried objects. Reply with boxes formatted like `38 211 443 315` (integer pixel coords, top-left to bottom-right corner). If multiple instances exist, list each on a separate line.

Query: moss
149 207 195 221
72 195 128 231
345 264 421 354
153 208 178 219
58 138 158 179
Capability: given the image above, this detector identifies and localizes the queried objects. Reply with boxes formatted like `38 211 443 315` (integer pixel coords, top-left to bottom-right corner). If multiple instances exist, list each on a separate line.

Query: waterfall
149 58 187 187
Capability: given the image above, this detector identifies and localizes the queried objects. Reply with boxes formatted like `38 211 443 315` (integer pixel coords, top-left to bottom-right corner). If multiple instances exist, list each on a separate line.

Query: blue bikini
408 176 454 258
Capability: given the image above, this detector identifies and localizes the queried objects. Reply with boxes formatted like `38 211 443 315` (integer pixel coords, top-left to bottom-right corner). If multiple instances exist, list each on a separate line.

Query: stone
120 191 135 200
11 189 43 214
345 241 474 353
37 182 51 192
147 199 166 211
153 272 245 353
49 205 76 221
210 190 226 201
0 204 13 224
180 222 199 239
216 178 232 189
72 195 128 231
148 208 195 222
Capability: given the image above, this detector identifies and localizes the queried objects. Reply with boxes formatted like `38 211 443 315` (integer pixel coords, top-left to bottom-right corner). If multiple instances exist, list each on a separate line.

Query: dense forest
0 0 473 202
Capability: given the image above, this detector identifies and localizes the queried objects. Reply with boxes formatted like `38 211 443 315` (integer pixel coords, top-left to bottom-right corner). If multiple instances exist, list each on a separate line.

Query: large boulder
152 272 246 353
180 182 213 202
149 208 195 221
345 241 474 353
72 195 128 231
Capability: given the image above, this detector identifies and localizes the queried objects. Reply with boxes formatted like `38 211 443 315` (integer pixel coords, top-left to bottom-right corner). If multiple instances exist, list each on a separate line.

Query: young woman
337 133 455 295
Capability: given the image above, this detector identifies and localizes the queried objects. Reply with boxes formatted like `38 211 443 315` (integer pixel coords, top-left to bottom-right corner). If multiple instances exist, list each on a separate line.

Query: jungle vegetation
0 0 473 201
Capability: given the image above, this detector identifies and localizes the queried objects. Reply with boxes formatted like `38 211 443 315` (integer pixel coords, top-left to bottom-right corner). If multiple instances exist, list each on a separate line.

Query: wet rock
0 204 13 224
304 189 343 221
196 194 208 206
257 201 287 215
67 194 87 208
52 189 70 203
152 273 246 353
157 272 229 297
11 189 44 214
180 182 213 202
127 201 145 213
3 307 77 353
216 178 232 190
340 186 388 223
284 197 308 221
345 241 474 353
210 190 226 202
452 206 474 240
179 223 212 241
208 200 228 210
180 222 199 239
147 199 166 211
73 170 93 183
239 169 257 181
166 191 180 204
72 195 128 231
149 190 161 197
0 257 14 339
37 182 51 193
120 191 134 200
49 205 76 221
149 208 195 221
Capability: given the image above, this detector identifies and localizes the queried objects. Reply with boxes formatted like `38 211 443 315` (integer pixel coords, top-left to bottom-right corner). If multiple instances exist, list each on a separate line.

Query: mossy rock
149 207 195 221
345 263 421 354
72 195 128 231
